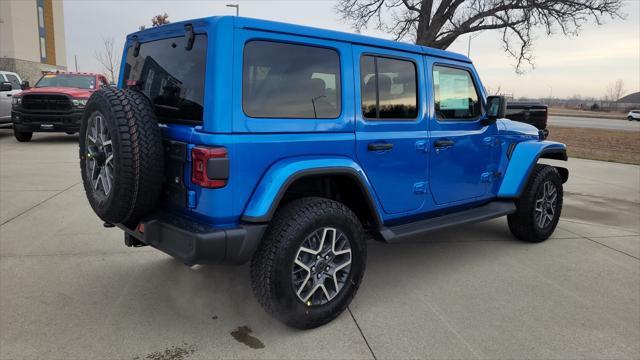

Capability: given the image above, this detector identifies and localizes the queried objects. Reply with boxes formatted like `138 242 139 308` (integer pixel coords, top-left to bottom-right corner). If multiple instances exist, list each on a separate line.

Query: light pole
467 31 482 57
226 4 239 16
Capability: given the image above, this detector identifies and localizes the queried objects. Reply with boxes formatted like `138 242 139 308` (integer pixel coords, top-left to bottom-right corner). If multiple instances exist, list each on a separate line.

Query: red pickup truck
11 72 110 142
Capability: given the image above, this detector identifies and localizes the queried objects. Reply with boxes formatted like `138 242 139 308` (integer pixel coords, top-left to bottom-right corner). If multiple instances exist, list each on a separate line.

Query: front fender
241 156 383 224
498 140 567 198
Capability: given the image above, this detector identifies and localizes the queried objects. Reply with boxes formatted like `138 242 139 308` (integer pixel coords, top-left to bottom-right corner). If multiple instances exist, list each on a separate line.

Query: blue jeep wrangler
79 16 568 329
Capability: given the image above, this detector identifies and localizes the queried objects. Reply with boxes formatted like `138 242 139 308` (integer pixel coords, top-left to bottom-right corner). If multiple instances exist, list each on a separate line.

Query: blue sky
63 0 639 99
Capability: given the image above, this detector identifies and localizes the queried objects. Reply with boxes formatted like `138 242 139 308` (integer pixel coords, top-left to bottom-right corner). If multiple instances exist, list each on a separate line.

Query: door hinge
413 181 427 194
483 137 501 147
415 140 429 153
480 171 502 183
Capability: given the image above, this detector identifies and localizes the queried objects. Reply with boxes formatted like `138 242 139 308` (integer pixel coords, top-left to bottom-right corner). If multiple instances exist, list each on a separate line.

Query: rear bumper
118 212 267 265
12 109 83 132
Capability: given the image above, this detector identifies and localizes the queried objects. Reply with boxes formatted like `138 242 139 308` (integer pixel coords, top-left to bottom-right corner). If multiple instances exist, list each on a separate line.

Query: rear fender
241 156 383 226
498 140 568 198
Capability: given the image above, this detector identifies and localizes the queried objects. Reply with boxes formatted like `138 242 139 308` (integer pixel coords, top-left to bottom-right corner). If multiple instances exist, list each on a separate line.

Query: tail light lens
191 147 228 188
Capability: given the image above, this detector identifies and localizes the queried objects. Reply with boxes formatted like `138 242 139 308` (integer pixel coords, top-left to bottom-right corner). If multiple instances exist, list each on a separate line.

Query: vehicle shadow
28 133 79 143
88 219 522 334
0 129 78 143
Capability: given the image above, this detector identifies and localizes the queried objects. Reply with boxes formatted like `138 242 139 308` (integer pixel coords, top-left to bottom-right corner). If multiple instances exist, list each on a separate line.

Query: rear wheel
629 116 633 121
250 197 366 329
508 164 563 242
66 131 76 135
13 129 32 142
79 87 164 225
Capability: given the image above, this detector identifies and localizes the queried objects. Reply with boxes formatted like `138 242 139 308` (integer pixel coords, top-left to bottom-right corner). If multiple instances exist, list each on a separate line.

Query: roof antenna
185 24 195 51
132 36 141 57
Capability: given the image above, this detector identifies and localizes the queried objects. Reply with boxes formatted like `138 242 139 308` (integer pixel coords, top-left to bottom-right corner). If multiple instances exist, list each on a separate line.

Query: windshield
123 34 207 123
35 74 96 89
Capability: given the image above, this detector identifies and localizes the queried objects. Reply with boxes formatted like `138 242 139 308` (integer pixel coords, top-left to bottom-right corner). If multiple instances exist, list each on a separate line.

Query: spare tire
79 87 164 225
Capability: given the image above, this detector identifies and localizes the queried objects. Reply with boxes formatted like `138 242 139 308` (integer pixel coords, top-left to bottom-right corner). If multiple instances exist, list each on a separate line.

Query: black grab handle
434 139 455 148
367 143 394 151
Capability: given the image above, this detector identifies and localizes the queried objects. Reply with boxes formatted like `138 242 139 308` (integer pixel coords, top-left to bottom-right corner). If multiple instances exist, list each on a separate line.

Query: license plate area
163 140 188 208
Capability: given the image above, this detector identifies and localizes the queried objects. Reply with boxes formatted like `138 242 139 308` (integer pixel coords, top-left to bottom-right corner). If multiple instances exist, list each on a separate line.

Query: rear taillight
191 147 229 188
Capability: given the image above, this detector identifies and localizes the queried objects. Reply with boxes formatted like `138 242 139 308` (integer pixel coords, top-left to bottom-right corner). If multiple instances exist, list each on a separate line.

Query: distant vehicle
78 16 569 329
627 110 640 121
11 72 110 142
0 71 24 128
506 102 548 138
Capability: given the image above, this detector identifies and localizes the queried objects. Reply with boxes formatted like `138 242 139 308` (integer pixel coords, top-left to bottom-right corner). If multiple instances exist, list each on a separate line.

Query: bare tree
95 37 119 84
485 84 503 95
151 13 170 27
605 79 625 102
603 78 625 110
336 0 624 72
139 13 170 31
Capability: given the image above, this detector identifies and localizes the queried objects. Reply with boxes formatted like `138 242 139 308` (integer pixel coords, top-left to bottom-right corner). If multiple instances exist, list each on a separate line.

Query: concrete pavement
1 131 639 359
548 115 640 131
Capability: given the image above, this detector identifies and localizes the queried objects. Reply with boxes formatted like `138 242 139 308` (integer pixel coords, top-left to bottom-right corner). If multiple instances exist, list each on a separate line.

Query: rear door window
123 34 207 123
360 55 418 120
242 40 341 119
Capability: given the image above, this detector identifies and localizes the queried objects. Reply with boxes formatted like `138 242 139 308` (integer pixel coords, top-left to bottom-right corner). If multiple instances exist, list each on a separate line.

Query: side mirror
20 81 30 90
482 95 506 126
0 82 12 92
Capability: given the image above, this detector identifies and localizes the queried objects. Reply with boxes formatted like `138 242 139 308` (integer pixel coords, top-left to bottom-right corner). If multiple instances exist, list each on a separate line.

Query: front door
427 62 497 205
354 46 429 214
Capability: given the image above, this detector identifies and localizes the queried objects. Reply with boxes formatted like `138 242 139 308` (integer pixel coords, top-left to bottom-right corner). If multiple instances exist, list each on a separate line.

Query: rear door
353 46 429 214
427 62 498 205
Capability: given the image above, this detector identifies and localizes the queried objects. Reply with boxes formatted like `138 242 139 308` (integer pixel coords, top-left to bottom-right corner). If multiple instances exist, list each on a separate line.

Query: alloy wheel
85 112 114 197
292 227 352 306
534 180 557 229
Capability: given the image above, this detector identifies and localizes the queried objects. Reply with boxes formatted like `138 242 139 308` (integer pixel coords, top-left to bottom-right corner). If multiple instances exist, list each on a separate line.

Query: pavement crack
422 297 484 360
584 236 640 261
348 306 377 360
559 225 639 261
0 182 80 227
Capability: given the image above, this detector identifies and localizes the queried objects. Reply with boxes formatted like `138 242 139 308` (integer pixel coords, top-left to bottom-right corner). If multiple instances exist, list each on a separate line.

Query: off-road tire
79 87 164 225
508 164 563 242
250 197 367 329
14 129 32 142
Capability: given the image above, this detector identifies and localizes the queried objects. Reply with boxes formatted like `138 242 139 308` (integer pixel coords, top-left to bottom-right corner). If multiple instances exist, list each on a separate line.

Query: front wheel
13 129 32 142
508 164 563 242
250 197 367 329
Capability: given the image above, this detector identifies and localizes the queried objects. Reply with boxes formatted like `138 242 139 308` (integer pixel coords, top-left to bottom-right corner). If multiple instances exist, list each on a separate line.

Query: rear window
123 34 207 123
242 40 341 119
35 74 95 89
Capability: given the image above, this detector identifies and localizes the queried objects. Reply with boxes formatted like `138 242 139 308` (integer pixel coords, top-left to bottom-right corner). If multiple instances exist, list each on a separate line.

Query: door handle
367 142 393 151
434 139 455 148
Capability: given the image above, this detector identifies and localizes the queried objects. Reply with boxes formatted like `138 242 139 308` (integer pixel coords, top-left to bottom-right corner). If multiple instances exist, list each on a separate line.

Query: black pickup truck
506 102 549 138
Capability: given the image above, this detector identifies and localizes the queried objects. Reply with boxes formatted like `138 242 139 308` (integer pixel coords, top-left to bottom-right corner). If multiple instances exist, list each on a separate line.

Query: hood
17 87 95 99
497 118 540 139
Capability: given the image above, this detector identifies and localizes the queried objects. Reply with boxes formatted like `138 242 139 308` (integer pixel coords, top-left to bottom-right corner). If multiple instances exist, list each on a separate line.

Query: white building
0 0 67 83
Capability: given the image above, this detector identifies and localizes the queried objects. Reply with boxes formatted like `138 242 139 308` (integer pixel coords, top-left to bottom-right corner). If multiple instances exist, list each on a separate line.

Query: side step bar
379 201 516 243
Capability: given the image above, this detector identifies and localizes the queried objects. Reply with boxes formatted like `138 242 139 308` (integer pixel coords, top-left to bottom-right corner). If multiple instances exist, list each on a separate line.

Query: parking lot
1 130 638 359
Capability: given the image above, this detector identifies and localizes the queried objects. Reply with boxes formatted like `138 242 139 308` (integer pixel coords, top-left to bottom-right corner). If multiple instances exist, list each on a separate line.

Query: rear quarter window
242 40 341 119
